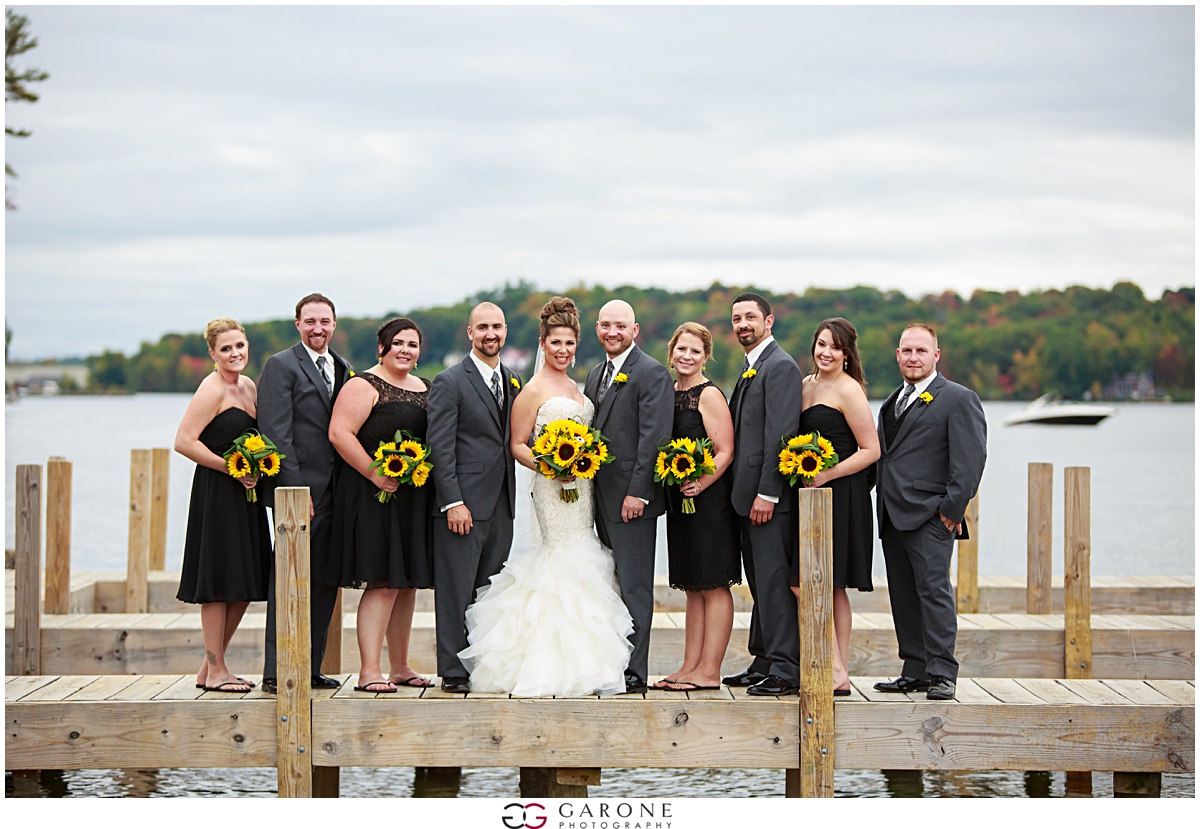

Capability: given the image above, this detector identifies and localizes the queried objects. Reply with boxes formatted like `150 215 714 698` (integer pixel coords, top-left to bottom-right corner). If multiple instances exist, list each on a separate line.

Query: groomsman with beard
722 292 804 696
426 302 522 694
584 300 674 694
257 293 354 695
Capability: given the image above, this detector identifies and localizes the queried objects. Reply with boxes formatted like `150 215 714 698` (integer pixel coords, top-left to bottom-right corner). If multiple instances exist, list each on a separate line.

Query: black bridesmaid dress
177 407 272 603
665 381 742 592
790 403 874 591
330 372 435 590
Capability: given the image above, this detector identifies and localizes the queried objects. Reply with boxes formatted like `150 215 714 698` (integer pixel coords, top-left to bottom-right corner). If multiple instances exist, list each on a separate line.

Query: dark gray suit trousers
739 511 800 685
595 504 657 683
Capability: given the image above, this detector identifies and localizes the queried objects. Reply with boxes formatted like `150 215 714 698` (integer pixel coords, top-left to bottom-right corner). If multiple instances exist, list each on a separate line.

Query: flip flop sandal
664 681 722 692
650 679 678 690
354 681 398 694
204 681 253 693
196 676 255 690
834 688 852 697
393 676 432 687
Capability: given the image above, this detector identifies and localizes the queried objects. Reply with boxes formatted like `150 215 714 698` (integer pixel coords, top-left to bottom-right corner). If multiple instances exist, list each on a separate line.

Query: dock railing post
149 447 171 571
14 464 43 675
797 486 834 798
1064 466 1093 797
955 494 980 614
275 486 313 798
44 457 72 615
126 449 152 613
1026 463 1053 614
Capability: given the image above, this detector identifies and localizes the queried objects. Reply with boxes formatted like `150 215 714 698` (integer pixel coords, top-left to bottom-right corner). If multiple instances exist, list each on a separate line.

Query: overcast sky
3 4 1194 359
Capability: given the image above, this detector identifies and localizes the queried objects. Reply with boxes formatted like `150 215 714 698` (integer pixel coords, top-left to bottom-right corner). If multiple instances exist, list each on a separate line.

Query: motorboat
1003 394 1116 426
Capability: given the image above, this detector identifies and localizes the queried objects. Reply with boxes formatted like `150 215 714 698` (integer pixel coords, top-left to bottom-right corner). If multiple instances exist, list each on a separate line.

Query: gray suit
583 344 674 683
426 356 521 679
876 372 986 682
728 339 803 685
257 342 353 680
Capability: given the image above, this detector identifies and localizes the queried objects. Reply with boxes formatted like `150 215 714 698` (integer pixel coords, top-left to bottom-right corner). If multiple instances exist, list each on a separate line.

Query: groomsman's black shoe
312 674 341 690
622 673 648 694
926 676 956 701
872 676 931 694
441 676 471 694
722 668 767 688
261 678 277 695
746 675 800 696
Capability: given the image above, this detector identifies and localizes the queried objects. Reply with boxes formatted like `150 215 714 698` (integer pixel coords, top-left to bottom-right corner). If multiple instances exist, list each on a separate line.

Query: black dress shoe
722 667 768 687
873 676 931 693
312 674 341 689
623 672 648 694
926 676 956 700
746 674 800 696
441 676 470 694
261 678 277 694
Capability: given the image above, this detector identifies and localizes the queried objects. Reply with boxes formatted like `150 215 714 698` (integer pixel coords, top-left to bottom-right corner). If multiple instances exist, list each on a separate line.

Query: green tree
5 9 49 210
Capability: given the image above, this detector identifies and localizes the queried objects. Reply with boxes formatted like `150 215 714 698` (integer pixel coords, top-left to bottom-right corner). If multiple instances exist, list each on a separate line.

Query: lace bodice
533 394 594 432
360 371 430 408
530 396 599 544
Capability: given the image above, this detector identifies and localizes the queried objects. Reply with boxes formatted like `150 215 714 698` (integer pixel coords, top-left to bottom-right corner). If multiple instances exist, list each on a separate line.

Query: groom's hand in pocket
447 504 474 536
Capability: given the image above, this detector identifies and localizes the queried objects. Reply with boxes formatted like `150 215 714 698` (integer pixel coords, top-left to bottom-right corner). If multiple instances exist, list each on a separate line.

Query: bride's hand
559 474 576 484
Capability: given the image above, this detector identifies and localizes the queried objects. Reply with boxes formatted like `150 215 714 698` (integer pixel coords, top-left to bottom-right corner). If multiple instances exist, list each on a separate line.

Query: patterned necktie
315 355 332 398
894 383 915 418
490 370 504 412
598 360 615 403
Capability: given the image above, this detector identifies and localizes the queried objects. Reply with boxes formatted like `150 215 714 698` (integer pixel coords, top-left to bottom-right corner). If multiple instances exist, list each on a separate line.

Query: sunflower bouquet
777 431 840 487
368 430 434 503
223 430 284 503
654 437 716 514
531 418 614 502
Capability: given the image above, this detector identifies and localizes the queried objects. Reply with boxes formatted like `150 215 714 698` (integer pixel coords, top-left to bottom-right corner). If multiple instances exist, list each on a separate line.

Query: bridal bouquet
224 430 284 502
778 431 839 487
654 437 715 514
532 418 614 502
368 430 434 503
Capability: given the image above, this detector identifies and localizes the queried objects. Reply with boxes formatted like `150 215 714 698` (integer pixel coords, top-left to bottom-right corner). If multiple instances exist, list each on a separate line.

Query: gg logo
501 802 547 829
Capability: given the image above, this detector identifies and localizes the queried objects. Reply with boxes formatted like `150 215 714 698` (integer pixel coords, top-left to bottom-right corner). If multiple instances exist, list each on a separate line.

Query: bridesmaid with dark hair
175 318 271 692
329 318 435 693
795 317 880 695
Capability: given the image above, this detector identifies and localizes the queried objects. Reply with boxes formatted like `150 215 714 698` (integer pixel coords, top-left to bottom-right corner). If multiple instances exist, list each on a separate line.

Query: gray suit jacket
583 345 674 524
256 342 353 509
875 373 987 533
426 356 521 521
728 340 803 517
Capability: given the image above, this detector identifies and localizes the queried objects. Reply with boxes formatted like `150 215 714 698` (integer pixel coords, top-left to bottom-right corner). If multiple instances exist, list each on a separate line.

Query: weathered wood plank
1026 463 1053 614
20 675 101 702
1143 680 1195 706
1056 679 1133 705
1014 679 1086 705
797 486 833 797
274 487 313 797
125 450 152 614
149 448 170 571
44 458 73 615
111 674 183 701
1099 680 1176 706
973 678 1042 704
64 674 140 701
6 674 58 702
153 675 207 701
13 465 42 675
1064 467 1091 679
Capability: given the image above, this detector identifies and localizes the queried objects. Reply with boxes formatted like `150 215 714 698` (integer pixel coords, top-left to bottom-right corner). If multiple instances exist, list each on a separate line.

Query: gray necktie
894 383 915 418
490 370 504 412
598 360 615 403
315 355 332 398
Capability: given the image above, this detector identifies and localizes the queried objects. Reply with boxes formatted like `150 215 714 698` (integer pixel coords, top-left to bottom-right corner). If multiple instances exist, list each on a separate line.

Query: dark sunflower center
800 455 820 472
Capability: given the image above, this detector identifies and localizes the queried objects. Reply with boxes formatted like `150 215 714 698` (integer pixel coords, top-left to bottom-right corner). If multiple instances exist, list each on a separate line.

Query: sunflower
532 431 557 456
671 453 696 479
787 433 814 450
554 437 581 467
563 420 590 437
537 459 554 477
670 437 697 454
398 439 426 461
383 455 410 478
258 453 281 476
701 446 715 472
655 452 669 480
778 451 799 476
373 441 396 461
593 441 610 464
817 436 835 459
573 452 600 479
226 452 253 478
797 450 823 478
411 462 431 487
243 434 267 453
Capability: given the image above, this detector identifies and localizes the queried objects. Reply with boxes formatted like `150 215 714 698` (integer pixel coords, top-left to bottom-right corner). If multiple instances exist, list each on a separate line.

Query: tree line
83 281 1194 401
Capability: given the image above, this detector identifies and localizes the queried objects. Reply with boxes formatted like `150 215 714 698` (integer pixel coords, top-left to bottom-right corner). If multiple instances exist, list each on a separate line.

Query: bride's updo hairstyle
539 296 580 340
204 318 245 351
377 317 422 357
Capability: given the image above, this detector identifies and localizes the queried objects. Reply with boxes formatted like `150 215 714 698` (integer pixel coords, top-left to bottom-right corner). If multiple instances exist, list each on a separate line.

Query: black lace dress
665 381 742 592
789 403 874 591
329 372 435 590
177 407 272 603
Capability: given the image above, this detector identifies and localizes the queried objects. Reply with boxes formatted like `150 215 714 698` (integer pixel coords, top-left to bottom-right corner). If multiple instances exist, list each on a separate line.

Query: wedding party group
172 289 986 702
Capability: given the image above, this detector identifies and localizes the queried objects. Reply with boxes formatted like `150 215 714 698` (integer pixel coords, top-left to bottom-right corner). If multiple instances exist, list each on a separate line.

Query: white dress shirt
442 352 505 513
898 370 939 414
301 341 332 390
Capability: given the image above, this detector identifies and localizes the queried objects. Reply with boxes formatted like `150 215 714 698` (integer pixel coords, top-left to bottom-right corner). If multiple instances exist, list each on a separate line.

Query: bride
458 297 634 696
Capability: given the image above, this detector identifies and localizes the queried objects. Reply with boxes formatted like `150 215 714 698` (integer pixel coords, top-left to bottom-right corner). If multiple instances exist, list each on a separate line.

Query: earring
701 364 706 373
668 359 674 368
413 361 419 369
844 359 848 370
213 361 219 372
570 355 576 368
377 356 382 363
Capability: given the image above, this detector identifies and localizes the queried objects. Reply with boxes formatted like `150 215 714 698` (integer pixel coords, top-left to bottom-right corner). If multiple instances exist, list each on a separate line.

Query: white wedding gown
459 395 634 697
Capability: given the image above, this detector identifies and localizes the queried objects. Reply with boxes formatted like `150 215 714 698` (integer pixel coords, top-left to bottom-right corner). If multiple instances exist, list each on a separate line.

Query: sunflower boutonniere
613 372 629 385
510 376 521 390
741 368 757 380
348 370 355 378
918 391 934 405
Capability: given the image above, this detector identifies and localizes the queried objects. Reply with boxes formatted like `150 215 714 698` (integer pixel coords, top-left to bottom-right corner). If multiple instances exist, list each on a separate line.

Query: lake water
3 394 1195 798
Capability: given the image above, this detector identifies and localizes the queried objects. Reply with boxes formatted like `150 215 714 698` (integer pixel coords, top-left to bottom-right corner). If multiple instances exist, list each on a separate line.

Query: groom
584 300 674 694
426 302 522 694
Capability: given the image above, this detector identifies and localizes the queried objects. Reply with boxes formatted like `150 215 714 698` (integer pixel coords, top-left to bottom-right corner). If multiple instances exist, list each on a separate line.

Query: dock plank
974 678 1043 704
65 675 140 701
20 675 101 702
6 675 61 702
1101 680 1176 706
1144 680 1195 705
1057 679 1134 705
111 674 185 700
1015 679 1087 705
154 675 206 701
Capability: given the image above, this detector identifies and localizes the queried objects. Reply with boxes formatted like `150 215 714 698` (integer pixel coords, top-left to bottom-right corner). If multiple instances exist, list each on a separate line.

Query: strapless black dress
789 403 874 591
177 407 272 603
665 381 742 592
329 373 435 590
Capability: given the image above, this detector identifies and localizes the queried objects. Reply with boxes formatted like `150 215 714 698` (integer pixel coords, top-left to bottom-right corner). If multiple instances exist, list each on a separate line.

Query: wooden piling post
955 494 980 614
321 589 343 675
44 457 73 615
1063 467 1093 798
275 486 314 798
14 464 43 675
1112 772 1161 798
149 447 171 570
519 768 594 798
1026 463 1053 614
797 486 834 798
126 449 152 613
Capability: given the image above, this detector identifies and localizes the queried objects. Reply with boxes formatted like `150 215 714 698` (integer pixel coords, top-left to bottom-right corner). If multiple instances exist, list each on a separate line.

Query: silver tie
894 383 915 418
598 360 615 403
315 355 332 398
491 370 504 411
